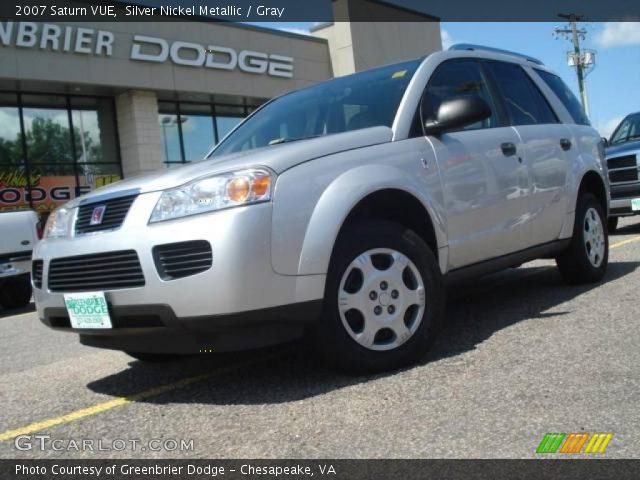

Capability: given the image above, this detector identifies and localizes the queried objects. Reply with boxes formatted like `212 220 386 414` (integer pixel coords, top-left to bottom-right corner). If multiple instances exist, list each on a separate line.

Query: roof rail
449 44 544 66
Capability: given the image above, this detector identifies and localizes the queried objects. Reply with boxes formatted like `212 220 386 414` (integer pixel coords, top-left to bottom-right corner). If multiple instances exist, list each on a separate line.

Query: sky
251 21 640 138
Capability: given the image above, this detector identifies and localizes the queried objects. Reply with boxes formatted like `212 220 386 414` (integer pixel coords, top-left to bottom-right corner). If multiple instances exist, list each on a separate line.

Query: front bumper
0 252 31 279
41 301 322 353
33 191 325 350
610 186 640 216
609 179 640 216
610 200 638 216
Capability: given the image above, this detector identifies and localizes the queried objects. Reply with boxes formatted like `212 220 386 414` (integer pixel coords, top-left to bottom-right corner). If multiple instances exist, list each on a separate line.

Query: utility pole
553 14 595 117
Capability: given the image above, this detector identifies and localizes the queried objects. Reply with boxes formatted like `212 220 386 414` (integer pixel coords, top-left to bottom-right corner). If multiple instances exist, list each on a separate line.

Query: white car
0 209 39 309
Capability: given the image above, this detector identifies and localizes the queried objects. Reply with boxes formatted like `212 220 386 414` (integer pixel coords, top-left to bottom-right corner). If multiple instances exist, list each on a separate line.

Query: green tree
0 137 24 165
1 113 116 183
25 117 75 165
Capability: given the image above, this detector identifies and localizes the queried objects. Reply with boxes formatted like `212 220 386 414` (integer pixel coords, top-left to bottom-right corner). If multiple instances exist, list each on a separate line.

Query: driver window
422 60 499 132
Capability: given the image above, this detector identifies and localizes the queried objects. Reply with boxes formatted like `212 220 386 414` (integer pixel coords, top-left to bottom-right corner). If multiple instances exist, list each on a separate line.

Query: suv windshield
610 113 640 146
209 59 421 157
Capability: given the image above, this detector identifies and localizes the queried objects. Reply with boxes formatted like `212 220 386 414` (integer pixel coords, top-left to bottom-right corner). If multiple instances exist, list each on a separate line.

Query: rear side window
484 61 558 126
535 69 590 126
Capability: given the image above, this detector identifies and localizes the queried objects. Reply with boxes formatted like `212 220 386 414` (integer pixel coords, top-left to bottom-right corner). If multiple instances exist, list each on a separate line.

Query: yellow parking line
0 353 280 442
610 236 640 250
2 236 637 443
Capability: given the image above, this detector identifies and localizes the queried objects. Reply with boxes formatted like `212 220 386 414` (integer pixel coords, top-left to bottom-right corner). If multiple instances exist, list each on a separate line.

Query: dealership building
0 0 441 215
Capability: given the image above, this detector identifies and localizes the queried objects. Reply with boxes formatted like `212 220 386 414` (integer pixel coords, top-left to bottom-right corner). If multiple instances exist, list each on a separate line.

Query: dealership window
181 104 216 162
159 100 257 165
216 104 246 142
216 116 243 143
158 102 184 164
0 92 121 215
0 94 22 166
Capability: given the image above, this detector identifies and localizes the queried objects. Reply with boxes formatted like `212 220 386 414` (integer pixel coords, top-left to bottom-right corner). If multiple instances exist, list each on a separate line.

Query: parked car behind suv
604 112 640 232
34 45 609 372
0 209 39 309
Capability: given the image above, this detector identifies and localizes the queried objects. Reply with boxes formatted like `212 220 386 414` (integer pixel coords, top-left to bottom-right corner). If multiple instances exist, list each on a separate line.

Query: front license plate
64 292 112 329
632 198 640 212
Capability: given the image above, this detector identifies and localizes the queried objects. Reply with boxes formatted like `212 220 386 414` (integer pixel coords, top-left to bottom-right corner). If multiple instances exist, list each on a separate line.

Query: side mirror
424 96 492 135
601 137 609 148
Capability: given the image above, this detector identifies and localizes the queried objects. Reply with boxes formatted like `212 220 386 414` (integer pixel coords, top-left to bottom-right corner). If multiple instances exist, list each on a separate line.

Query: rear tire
556 193 608 284
0 274 32 309
608 217 619 234
314 220 445 373
125 352 186 363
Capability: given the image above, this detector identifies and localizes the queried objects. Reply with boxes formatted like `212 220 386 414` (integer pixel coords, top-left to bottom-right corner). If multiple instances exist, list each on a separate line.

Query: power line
553 14 596 117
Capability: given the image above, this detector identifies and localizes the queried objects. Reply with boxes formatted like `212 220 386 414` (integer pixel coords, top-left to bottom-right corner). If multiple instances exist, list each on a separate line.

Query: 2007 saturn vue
34 45 609 371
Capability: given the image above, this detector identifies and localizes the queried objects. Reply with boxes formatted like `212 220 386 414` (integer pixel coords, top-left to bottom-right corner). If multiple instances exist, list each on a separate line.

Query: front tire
0 274 32 309
314 220 445 373
556 193 608 284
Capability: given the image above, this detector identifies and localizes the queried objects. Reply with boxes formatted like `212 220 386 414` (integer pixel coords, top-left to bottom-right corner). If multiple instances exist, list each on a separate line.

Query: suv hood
606 139 640 158
69 127 392 207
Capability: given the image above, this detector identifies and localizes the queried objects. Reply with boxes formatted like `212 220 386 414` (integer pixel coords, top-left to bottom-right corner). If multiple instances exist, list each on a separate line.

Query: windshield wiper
267 135 324 146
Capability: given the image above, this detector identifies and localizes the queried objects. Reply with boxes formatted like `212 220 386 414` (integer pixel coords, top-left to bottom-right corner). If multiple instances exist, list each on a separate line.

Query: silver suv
34 45 609 372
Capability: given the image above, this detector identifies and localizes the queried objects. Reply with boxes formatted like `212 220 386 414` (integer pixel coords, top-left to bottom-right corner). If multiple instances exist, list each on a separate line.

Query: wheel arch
577 169 609 215
297 165 446 276
333 189 440 263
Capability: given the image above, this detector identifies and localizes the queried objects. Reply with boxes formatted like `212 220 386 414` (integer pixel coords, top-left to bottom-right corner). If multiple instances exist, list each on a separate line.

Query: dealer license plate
64 292 112 329
632 198 640 211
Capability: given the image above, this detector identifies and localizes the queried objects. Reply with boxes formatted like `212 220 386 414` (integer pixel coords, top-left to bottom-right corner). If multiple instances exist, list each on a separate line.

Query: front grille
48 312 163 329
609 169 639 183
607 154 637 170
153 240 212 280
32 260 43 289
75 195 137 235
611 184 640 200
48 250 145 292
611 206 633 215
0 250 31 264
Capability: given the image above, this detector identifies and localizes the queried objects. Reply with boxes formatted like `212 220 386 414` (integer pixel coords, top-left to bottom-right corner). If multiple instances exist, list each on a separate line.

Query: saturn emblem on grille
89 205 107 226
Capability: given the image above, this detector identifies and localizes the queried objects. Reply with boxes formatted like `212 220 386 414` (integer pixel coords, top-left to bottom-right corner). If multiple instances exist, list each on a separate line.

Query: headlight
44 207 72 238
149 168 273 223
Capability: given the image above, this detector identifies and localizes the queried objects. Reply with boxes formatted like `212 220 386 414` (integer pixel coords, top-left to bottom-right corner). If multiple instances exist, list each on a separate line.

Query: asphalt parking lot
1 218 639 459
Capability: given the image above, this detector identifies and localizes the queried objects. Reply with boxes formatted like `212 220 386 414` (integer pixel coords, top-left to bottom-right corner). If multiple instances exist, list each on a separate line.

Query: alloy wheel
338 248 426 351
584 207 605 268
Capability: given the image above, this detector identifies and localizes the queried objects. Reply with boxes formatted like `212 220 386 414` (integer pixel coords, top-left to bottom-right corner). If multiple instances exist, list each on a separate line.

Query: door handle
501 142 517 157
560 138 572 151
